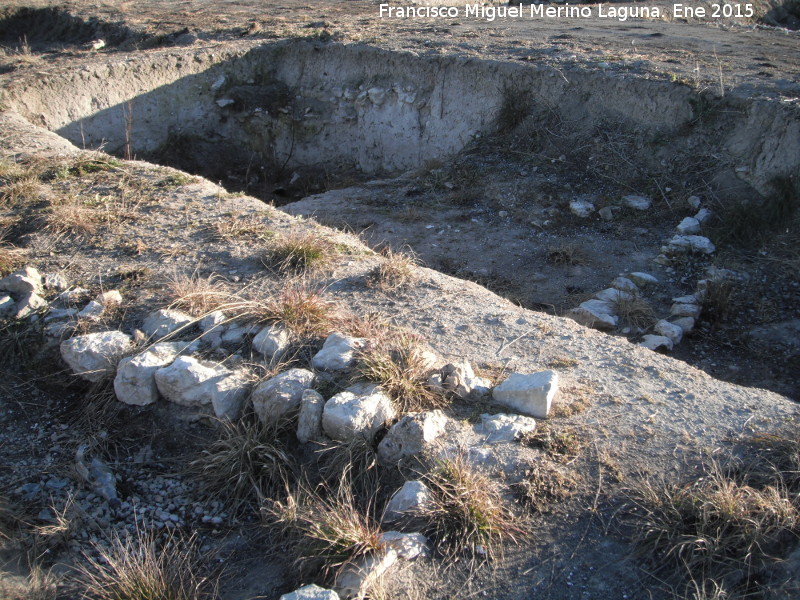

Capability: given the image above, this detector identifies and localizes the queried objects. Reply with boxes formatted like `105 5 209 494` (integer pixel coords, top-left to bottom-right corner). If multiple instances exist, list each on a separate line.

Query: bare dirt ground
0 2 799 600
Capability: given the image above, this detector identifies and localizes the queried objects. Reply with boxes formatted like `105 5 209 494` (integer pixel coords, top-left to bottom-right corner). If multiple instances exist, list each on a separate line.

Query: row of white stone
567 195 730 352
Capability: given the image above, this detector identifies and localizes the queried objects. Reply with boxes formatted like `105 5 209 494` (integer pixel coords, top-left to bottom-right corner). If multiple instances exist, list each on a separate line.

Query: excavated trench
4 38 800 395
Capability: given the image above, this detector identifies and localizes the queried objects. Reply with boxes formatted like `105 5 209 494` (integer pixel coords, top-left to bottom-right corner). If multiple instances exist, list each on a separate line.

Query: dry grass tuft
266 483 385 582
264 231 333 275
43 195 102 236
30 495 79 557
209 215 275 242
616 295 656 331
24 566 58 600
419 455 523 561
0 320 43 370
0 565 58 600
0 175 41 207
700 279 739 325
519 423 585 463
736 432 800 494
163 283 337 339
367 247 418 291
315 436 381 503
625 429 800 594
354 332 444 413
256 283 338 338
337 311 391 340
0 159 26 181
167 271 230 316
625 466 797 588
514 461 579 513
0 230 25 275
76 529 214 600
547 242 589 266
190 418 294 515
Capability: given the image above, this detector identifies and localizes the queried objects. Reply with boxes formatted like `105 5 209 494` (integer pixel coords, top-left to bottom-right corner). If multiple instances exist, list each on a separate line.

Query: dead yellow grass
167 271 230 316
354 331 444 413
43 196 102 236
367 247 418 291
263 230 335 275
0 231 25 275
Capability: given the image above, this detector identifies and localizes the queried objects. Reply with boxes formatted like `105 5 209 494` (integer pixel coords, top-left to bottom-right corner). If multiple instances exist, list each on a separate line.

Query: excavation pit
4 39 800 395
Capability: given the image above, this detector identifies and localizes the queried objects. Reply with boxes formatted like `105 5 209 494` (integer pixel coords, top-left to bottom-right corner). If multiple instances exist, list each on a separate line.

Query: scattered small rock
622 194 651 210
611 277 638 293
335 549 397 600
322 383 395 442
598 206 615 221
384 480 433 522
114 342 189 406
57 287 90 304
639 334 674 352
15 292 47 319
665 235 715 255
252 324 291 361
44 272 68 291
380 531 429 560
428 361 490 399
694 207 712 224
476 413 537 444
670 316 696 334
251 368 315 425
670 302 702 319
77 300 105 321
296 388 325 444
568 299 618 330
199 311 226 332
279 585 340 600
569 199 595 218
0 266 43 296
654 319 683 345
676 216 701 235
97 290 123 307
312 332 366 371
142 309 194 340
377 410 448 465
594 287 633 303
627 272 659 287
154 356 249 419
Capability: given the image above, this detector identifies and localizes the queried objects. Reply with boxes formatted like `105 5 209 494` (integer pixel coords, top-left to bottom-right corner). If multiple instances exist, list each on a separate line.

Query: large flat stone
60 331 133 382
492 370 559 419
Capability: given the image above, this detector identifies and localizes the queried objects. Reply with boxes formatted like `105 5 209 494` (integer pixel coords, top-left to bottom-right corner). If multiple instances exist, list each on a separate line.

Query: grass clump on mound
367 246 418 291
354 331 444 413
419 456 523 561
76 530 214 600
167 271 230 317
264 231 333 275
315 436 381 505
625 430 800 596
265 484 385 583
190 418 294 516
256 283 338 339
